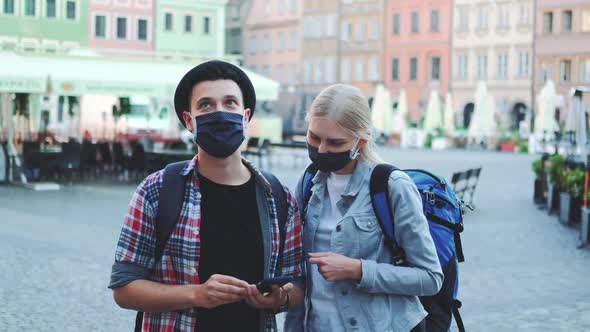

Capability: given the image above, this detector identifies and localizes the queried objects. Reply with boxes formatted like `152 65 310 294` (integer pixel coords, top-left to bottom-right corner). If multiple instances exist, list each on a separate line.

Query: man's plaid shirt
111 156 304 331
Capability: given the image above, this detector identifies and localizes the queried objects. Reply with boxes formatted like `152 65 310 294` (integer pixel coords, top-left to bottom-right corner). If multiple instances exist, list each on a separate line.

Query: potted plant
560 168 584 224
532 158 545 205
546 155 565 214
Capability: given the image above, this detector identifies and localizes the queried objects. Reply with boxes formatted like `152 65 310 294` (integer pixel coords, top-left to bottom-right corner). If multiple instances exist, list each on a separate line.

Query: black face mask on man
307 138 361 173
192 111 246 158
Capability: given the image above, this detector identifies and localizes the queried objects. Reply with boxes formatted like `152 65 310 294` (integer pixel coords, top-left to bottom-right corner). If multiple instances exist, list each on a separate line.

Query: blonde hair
307 84 382 163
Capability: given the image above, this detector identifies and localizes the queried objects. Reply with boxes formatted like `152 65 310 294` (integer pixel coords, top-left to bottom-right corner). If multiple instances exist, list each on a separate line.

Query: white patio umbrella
535 79 559 137
468 81 489 140
571 93 588 155
444 92 455 134
392 89 408 134
371 84 393 135
423 91 443 132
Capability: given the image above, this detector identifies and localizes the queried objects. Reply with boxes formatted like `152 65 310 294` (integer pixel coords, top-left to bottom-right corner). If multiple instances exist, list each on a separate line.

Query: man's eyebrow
195 97 212 105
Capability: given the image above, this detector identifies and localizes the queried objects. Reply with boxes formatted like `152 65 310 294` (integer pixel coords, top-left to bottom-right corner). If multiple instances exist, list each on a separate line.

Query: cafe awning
0 51 280 100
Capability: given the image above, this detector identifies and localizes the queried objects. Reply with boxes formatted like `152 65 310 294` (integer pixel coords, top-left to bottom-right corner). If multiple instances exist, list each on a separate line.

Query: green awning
0 51 280 100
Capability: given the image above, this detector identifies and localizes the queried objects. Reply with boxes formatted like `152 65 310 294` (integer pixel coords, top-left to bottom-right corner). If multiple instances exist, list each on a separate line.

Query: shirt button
367 222 372 227
336 225 342 232
189 267 196 274
350 318 357 326
193 229 199 236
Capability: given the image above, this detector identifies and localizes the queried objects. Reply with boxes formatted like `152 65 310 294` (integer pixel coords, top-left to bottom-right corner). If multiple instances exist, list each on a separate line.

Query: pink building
88 0 155 56
384 0 452 122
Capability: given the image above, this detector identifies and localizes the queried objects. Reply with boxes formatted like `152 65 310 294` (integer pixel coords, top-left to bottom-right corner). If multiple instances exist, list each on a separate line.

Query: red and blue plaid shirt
112 156 303 331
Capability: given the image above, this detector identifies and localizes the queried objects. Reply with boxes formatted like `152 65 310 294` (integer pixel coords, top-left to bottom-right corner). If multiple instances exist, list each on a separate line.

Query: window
410 57 417 80
457 54 468 80
263 34 271 53
519 4 529 25
278 32 285 51
303 61 312 83
138 19 148 41
203 17 210 35
560 60 571 83
342 59 351 82
477 55 487 79
477 7 488 30
391 58 399 81
341 22 351 40
288 64 297 84
369 56 378 81
46 0 56 18
25 0 35 16
430 10 439 32
95 15 106 38
4 0 15 14
262 65 270 77
542 63 552 82
66 1 76 20
249 35 257 55
184 15 192 33
289 31 297 50
290 0 297 13
356 22 365 40
411 11 419 33
583 10 590 32
580 60 590 83
325 57 336 83
326 15 336 37
392 13 400 35
276 64 284 83
116 17 127 39
563 10 572 32
496 53 508 79
314 60 323 84
278 0 285 15
458 7 469 32
230 4 240 19
431 57 440 81
356 59 365 82
369 19 379 40
497 5 510 29
518 52 529 77
543 12 553 33
164 13 173 31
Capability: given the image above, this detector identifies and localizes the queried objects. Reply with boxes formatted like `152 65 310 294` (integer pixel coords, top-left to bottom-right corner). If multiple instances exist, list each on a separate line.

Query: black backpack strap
135 160 189 332
260 170 288 265
453 300 466 332
301 163 318 221
369 164 407 266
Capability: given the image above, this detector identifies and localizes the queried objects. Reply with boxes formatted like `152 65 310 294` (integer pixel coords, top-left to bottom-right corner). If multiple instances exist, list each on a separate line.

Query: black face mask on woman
192 111 246 158
307 138 361 173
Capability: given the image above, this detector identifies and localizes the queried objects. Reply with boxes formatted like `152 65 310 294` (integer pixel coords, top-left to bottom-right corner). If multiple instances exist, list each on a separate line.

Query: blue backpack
302 164 466 332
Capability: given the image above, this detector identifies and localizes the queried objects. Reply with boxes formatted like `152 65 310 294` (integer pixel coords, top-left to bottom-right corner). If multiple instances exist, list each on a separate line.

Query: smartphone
255 276 295 296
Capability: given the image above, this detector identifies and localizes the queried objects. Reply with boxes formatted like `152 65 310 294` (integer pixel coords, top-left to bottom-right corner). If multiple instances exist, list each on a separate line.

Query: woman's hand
308 252 362 281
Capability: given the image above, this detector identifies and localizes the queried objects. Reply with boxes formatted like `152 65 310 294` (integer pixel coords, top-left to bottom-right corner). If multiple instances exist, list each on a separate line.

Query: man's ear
182 111 194 132
243 108 252 125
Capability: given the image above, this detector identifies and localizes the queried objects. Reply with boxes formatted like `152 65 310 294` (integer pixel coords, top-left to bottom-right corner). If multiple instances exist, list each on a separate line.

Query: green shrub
565 168 585 200
548 155 566 190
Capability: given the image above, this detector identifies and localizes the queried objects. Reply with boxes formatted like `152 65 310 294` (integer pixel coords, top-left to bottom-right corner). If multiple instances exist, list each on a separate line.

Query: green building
155 0 227 57
0 0 88 52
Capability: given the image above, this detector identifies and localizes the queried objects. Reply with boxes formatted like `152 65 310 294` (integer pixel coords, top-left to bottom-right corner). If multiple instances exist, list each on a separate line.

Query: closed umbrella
371 84 393 135
444 93 455 134
468 81 488 140
392 89 408 134
423 91 443 132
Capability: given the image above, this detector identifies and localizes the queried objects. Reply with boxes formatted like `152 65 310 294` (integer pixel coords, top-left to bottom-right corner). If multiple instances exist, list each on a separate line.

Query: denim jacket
285 161 443 332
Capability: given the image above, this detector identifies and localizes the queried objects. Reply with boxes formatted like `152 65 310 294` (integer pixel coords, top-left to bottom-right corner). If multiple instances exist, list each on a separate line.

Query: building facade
225 0 252 59
87 0 155 56
385 0 452 123
0 0 88 52
452 0 534 130
535 0 590 110
155 0 228 57
243 0 302 127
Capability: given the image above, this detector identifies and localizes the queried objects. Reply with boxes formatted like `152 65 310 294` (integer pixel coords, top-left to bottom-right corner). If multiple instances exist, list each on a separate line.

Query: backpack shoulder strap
301 163 318 219
370 163 407 266
154 160 190 262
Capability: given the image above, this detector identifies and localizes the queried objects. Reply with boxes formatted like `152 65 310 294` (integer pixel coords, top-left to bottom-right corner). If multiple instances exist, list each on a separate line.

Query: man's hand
244 282 293 310
193 274 249 309
308 252 362 281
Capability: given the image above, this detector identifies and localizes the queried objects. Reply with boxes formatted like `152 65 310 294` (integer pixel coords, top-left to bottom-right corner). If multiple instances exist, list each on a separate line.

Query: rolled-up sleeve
356 174 443 296
108 173 161 289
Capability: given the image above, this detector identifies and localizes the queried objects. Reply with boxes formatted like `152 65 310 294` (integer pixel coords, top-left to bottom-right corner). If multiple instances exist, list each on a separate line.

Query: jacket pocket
350 213 382 259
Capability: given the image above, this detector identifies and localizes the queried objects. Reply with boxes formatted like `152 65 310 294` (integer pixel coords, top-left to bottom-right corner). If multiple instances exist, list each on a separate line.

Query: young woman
284 84 443 332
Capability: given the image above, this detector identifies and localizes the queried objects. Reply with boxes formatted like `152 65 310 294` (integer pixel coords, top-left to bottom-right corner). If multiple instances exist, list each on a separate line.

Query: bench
451 167 482 207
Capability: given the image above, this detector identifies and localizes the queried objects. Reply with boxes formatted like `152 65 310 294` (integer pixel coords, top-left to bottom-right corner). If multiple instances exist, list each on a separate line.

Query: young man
109 60 304 332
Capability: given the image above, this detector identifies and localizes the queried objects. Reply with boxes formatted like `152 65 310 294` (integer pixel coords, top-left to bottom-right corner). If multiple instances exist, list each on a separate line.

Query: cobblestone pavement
0 148 589 331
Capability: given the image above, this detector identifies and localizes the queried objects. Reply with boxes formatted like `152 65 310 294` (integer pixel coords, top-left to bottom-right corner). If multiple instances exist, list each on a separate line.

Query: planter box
559 193 582 224
580 207 590 247
533 177 546 205
546 182 560 214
